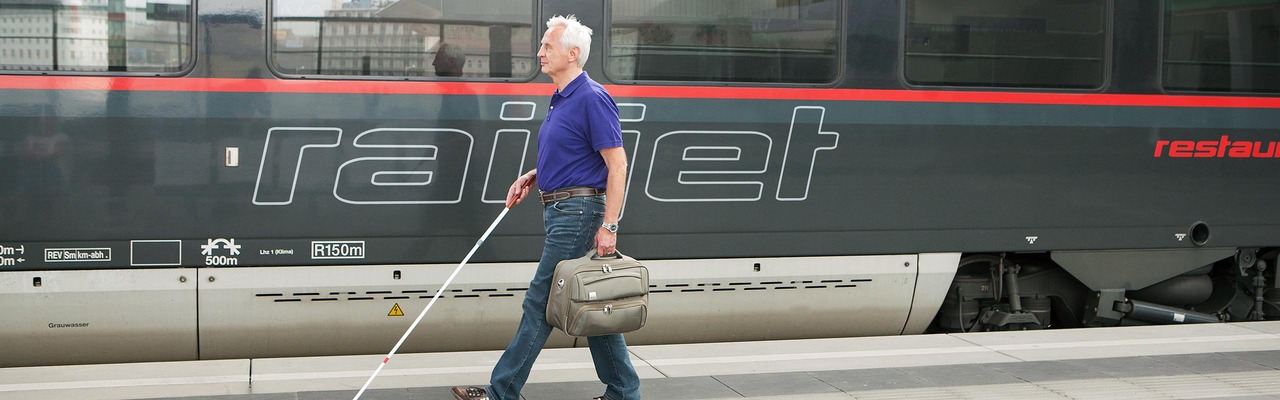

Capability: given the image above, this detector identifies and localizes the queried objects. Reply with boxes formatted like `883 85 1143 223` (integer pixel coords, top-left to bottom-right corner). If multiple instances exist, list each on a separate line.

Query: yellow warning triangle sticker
388 303 404 317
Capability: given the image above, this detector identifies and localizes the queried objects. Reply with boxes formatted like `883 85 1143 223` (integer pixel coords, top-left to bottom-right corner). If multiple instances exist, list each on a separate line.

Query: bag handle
589 250 625 260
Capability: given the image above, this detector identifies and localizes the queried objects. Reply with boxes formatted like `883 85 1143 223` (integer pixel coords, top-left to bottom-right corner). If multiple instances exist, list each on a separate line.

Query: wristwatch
601 222 619 233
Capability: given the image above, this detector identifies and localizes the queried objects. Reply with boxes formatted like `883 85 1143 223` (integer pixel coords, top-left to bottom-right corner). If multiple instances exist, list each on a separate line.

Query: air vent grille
259 278 873 302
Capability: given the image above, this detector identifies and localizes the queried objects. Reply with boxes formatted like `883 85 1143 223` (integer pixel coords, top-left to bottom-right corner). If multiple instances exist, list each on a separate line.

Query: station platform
2 321 1278 400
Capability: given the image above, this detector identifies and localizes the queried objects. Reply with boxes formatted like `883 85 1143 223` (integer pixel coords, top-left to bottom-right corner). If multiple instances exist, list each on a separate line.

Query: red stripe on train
3 75 1280 109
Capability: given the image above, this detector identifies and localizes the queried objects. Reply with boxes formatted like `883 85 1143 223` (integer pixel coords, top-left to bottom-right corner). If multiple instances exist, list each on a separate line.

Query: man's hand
596 228 617 256
506 170 536 208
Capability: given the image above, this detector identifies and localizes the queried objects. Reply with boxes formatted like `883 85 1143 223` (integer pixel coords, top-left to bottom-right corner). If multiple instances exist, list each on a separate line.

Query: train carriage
0 0 1277 367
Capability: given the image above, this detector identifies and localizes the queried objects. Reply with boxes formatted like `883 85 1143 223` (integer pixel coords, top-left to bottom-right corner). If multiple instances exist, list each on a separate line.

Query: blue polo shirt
536 72 623 192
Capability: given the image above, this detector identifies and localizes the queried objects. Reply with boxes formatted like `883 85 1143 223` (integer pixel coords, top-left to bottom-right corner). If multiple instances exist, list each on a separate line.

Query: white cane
353 207 511 400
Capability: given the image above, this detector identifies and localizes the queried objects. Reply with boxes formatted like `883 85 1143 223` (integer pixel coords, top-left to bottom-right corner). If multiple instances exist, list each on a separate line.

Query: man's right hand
506 170 536 208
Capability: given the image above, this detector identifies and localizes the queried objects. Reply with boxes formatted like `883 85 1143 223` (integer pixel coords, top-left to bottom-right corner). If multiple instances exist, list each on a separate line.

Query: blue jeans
487 196 641 400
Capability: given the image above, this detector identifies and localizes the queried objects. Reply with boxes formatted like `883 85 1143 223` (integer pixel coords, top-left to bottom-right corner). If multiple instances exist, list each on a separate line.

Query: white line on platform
0 375 245 393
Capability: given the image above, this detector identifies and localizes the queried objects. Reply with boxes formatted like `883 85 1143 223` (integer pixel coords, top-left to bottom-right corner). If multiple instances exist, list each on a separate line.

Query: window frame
601 0 846 87
265 0 540 82
0 1 197 77
899 0 1115 92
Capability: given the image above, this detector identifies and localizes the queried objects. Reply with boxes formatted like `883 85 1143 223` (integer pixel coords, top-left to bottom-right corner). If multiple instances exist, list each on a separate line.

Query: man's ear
568 46 581 65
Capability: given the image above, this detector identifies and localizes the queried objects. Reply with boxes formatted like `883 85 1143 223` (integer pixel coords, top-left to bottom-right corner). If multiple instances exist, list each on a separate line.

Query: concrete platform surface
1 321 1277 400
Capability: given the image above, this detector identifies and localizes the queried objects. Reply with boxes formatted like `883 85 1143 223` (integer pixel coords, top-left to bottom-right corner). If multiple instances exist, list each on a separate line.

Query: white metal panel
198 254 922 360
197 263 539 360
900 252 961 334
0 269 198 367
625 254 920 344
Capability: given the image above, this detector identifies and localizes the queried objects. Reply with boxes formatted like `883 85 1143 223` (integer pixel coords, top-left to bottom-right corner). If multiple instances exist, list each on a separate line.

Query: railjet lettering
1154 136 1280 158
253 106 838 205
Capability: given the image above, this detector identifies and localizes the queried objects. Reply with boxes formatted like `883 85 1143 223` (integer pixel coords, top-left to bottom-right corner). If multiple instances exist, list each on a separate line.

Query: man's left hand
596 229 617 256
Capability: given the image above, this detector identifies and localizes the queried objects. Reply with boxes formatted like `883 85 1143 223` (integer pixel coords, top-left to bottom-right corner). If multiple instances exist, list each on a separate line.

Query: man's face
538 27 574 76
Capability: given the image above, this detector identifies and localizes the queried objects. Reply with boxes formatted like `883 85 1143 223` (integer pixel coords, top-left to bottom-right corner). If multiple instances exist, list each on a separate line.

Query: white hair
437 43 467 65
546 15 592 68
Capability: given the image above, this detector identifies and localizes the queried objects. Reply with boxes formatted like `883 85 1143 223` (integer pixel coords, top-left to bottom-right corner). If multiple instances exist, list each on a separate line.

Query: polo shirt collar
555 71 590 98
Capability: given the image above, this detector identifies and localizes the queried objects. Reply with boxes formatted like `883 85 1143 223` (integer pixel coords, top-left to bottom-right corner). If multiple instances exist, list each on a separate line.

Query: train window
0 0 193 73
1163 0 1280 94
904 0 1107 89
270 0 536 79
607 0 840 84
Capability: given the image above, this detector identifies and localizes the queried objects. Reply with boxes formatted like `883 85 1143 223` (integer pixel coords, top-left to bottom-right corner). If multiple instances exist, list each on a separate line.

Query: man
451 15 640 400
433 43 467 77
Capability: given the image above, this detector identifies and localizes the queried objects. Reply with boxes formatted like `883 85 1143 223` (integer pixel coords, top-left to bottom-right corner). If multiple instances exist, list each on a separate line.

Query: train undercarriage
930 248 1280 333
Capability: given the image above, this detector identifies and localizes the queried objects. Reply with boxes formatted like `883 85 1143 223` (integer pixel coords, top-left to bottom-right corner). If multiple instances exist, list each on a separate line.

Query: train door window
270 0 536 80
904 0 1107 89
1163 0 1280 93
0 0 193 73
607 0 841 84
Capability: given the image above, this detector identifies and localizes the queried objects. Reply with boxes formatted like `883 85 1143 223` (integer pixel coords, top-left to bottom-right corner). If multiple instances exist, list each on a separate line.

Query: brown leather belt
539 187 605 204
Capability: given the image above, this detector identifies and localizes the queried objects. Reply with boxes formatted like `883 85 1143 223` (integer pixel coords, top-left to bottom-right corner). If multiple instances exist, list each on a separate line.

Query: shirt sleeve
586 89 624 152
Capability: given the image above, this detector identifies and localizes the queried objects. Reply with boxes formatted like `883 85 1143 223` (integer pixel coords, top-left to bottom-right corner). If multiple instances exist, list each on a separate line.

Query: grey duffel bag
547 251 649 337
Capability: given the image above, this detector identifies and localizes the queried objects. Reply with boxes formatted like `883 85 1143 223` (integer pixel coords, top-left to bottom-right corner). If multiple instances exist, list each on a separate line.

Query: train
1 0 1278 368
